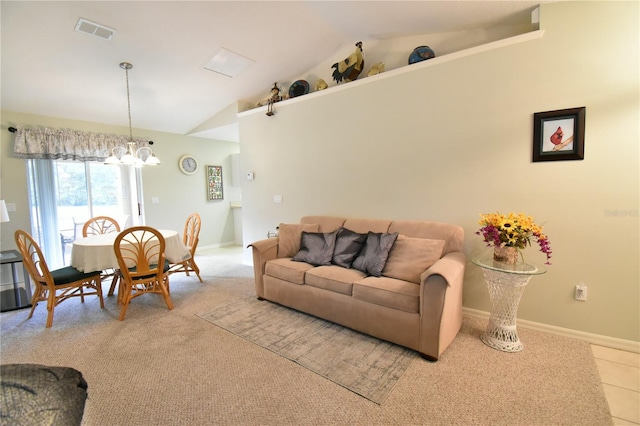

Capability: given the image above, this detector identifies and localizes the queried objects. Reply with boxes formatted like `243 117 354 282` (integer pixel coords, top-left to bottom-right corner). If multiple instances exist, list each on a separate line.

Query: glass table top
472 255 547 275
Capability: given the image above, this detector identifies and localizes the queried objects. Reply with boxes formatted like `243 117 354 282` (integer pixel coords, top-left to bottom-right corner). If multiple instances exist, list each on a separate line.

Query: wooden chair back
15 229 54 289
82 216 120 237
14 229 104 328
183 213 201 256
113 226 173 320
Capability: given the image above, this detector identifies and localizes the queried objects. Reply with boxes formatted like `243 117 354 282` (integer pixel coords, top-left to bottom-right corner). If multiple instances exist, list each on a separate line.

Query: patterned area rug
197 296 417 404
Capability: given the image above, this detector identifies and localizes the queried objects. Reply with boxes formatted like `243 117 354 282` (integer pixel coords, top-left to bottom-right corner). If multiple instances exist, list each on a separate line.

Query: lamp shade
0 200 9 223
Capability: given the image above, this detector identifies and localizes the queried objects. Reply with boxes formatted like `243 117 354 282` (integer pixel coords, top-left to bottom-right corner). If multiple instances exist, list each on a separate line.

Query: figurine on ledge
266 83 282 116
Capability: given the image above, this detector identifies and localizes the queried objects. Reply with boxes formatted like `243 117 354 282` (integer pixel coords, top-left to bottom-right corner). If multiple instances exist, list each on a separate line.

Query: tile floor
591 345 640 425
209 246 640 424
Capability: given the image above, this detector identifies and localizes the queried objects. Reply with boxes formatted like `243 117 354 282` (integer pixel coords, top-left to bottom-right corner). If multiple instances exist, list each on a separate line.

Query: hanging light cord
103 62 159 166
121 62 134 142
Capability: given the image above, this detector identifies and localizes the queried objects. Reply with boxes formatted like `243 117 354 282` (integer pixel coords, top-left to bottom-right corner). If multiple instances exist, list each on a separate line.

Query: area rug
197 295 417 404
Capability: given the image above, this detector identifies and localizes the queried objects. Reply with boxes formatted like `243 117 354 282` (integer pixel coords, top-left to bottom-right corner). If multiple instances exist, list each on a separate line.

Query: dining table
71 229 191 273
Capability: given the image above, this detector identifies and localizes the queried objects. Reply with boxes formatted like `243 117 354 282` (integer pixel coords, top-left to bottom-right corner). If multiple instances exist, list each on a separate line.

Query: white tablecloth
71 229 191 272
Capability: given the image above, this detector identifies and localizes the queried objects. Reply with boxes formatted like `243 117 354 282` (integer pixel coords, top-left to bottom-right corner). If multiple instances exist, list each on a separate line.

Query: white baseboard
463 307 640 354
195 241 238 251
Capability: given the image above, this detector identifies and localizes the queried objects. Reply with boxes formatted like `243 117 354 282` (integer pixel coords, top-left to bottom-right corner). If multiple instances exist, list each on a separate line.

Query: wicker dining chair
82 216 121 298
113 226 173 321
169 212 203 282
14 229 104 328
82 216 120 237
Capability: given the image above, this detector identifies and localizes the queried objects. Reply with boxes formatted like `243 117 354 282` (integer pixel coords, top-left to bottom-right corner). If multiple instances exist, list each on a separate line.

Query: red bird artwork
550 127 564 145
550 126 574 151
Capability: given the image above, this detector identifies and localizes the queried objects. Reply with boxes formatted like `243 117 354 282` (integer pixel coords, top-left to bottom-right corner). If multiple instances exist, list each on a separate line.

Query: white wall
238 1 639 342
0 111 240 250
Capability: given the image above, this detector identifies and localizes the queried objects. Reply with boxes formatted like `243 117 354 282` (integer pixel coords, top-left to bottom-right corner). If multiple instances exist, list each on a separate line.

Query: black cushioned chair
15 230 104 328
82 216 121 298
113 226 173 320
169 212 203 282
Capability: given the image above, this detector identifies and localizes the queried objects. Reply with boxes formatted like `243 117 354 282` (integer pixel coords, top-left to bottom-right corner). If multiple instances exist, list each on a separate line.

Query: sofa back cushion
278 223 319 258
388 220 464 255
382 235 447 283
300 216 346 233
343 218 391 234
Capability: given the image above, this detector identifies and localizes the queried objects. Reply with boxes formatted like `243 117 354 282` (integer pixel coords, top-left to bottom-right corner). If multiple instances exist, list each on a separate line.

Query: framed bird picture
533 107 585 162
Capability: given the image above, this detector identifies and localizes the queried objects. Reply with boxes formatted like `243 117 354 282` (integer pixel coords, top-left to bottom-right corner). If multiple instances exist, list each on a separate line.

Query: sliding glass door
27 159 143 268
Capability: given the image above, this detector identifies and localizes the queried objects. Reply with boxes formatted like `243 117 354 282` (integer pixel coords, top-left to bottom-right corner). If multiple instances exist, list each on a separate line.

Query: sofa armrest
421 251 466 289
418 251 466 360
247 238 279 298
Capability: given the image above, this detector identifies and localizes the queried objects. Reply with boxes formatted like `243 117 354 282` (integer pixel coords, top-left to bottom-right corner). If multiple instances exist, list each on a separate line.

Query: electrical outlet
575 283 587 301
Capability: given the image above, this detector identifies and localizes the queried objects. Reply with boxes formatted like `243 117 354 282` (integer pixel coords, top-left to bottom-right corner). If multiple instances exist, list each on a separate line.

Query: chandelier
104 62 160 167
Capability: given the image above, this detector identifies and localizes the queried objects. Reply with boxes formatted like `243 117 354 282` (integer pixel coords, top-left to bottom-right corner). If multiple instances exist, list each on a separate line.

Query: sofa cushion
342 218 391 234
305 265 365 295
292 230 338 266
278 223 319 258
353 276 420 313
332 228 368 268
382 235 447 284
389 220 464 255
300 216 346 233
352 232 399 277
265 258 314 285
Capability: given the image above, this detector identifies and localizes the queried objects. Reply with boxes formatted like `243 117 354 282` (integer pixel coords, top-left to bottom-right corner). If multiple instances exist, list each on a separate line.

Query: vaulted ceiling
1 1 544 141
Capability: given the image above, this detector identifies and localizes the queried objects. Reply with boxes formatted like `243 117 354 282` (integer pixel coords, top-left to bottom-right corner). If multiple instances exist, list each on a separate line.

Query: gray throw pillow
352 231 399 277
292 230 338 266
332 228 368 268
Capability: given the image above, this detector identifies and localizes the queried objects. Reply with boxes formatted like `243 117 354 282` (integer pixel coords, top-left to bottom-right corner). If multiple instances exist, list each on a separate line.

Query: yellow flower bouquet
476 212 552 264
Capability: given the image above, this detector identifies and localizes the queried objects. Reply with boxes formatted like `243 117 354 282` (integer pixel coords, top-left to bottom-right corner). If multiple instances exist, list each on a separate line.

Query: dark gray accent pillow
352 231 399 277
332 228 368 268
292 230 338 266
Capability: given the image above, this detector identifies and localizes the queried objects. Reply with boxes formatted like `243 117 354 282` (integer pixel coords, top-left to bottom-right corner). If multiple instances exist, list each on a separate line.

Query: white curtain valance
12 126 150 161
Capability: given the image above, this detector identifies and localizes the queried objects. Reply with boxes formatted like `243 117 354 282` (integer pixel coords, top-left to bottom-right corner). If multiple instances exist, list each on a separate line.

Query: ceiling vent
75 18 115 41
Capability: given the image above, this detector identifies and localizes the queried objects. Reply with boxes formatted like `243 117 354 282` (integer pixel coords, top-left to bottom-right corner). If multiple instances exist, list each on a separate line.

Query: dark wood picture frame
207 165 223 201
533 107 585 162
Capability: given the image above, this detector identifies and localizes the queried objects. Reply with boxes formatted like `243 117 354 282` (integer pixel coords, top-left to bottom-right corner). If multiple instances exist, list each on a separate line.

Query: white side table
472 256 546 352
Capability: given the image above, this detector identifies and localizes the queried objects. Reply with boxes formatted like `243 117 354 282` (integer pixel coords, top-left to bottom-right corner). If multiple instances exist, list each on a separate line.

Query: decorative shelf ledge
239 30 544 118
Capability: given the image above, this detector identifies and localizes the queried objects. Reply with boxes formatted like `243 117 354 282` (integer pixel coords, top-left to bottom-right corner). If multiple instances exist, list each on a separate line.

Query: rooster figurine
331 41 364 84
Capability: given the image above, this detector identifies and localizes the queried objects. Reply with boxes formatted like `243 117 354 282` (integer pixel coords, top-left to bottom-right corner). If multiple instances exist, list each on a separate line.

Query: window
27 159 143 268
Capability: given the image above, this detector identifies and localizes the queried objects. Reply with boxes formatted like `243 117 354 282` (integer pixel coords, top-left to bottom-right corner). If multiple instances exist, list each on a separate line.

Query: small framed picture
207 165 223 201
532 107 585 162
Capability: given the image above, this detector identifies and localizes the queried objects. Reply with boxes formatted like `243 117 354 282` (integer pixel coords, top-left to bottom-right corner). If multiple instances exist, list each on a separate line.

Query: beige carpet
0 247 612 425
197 295 416 404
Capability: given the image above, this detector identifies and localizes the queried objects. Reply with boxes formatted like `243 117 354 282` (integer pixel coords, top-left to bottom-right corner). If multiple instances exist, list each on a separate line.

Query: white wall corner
531 7 540 25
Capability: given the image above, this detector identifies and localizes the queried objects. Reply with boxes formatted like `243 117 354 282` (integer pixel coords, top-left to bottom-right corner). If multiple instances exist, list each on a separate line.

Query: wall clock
179 154 198 175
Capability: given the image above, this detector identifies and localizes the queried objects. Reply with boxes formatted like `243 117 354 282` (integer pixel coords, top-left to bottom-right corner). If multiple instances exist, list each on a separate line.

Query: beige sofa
248 216 465 361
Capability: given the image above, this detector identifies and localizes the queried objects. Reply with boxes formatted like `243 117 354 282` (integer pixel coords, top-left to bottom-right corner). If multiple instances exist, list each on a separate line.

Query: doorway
27 159 143 268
